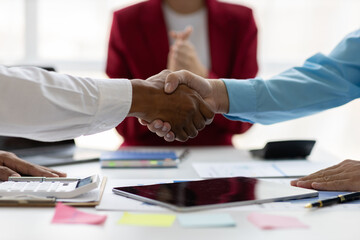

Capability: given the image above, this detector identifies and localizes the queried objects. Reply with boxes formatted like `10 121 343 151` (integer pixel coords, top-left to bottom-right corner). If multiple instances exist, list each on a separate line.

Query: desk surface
2 146 358 240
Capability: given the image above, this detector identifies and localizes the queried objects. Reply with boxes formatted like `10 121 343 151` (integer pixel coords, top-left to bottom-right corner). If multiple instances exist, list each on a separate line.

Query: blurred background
1 0 359 160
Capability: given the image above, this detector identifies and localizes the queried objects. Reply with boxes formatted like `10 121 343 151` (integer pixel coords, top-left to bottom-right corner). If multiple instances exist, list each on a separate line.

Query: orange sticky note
247 212 308 230
51 202 107 225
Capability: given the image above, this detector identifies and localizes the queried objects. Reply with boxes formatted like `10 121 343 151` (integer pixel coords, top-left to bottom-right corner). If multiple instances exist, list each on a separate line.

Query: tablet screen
113 177 317 211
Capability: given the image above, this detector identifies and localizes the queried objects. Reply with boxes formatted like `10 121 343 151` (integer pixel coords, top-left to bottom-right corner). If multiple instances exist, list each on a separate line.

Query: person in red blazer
106 0 258 146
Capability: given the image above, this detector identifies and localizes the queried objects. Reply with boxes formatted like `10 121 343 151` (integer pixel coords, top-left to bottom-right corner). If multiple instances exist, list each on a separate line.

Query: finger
164 132 175 142
146 119 165 133
146 69 172 83
179 26 193 40
193 112 206 131
169 30 178 40
155 122 172 138
174 128 189 142
1 153 60 178
290 179 298 186
9 159 59 178
293 165 358 189
173 46 190 60
0 166 20 181
311 179 353 191
294 165 340 182
199 100 215 125
293 180 315 189
20 164 60 178
138 118 149 126
184 123 198 139
165 70 211 96
295 171 349 189
39 165 67 177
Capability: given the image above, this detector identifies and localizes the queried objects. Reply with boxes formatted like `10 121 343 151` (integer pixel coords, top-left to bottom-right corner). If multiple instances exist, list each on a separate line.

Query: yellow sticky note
118 212 176 227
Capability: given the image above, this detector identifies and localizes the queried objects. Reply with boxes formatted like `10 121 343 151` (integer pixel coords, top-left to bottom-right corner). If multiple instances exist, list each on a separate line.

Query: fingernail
166 133 172 139
162 126 168 132
165 83 171 92
295 181 304 186
154 122 162 129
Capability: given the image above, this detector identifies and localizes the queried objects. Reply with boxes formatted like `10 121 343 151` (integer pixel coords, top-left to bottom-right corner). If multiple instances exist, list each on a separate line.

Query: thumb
164 70 211 98
180 26 193 40
169 30 178 40
169 26 193 41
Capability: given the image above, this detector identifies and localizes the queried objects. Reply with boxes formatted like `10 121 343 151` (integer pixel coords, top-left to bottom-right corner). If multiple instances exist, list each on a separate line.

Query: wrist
209 80 229 114
128 79 150 118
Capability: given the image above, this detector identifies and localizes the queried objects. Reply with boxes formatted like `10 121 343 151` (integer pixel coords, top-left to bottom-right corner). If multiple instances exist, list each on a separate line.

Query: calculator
0 175 100 198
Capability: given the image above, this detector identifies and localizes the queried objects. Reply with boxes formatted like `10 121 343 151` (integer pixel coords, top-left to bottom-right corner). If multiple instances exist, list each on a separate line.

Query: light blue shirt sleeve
222 29 360 124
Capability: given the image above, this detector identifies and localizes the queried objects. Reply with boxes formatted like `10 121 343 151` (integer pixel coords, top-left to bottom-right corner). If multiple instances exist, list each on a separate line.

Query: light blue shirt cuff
221 79 256 123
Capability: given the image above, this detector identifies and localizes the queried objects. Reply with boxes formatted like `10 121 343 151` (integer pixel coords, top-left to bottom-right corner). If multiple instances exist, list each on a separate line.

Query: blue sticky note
178 213 236 228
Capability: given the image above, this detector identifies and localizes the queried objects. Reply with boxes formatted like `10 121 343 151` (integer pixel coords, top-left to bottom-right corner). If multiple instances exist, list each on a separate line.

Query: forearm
223 53 360 124
223 30 360 124
0 66 131 141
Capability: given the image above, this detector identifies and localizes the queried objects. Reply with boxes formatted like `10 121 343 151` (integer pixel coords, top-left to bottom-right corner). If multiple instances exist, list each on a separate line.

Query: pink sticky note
51 202 107 225
247 212 308 230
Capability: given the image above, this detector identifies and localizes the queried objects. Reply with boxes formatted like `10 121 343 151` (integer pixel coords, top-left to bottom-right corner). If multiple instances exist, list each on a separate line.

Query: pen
178 148 189 161
305 192 360 208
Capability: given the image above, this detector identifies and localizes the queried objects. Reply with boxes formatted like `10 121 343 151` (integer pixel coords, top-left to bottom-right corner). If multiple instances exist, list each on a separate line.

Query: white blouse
163 3 210 69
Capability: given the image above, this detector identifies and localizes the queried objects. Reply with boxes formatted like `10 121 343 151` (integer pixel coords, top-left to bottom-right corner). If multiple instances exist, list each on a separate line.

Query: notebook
0 136 101 167
100 150 180 168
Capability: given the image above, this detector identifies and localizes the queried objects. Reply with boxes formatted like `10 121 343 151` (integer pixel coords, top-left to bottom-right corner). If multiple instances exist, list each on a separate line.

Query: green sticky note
178 213 236 228
118 212 176 227
149 160 158 165
108 161 116 167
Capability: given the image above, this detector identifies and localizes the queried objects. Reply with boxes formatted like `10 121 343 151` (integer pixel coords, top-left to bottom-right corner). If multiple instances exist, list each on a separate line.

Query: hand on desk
139 70 229 142
0 150 66 181
129 70 214 142
291 159 360 191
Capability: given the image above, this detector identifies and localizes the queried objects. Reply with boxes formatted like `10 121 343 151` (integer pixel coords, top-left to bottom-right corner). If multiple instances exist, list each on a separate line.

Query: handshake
127 70 230 142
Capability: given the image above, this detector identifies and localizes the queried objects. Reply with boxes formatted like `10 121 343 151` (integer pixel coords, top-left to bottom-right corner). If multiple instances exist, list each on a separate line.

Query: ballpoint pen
305 192 360 208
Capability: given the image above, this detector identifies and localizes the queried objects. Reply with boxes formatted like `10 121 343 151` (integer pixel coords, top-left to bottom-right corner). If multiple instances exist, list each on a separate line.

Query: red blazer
106 0 258 146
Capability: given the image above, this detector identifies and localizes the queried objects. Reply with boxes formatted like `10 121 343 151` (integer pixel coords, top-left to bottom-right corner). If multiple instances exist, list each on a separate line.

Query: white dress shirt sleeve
0 65 132 141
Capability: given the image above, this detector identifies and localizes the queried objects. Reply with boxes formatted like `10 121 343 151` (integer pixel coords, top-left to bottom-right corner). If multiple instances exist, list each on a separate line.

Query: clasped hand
129 70 215 142
136 70 229 142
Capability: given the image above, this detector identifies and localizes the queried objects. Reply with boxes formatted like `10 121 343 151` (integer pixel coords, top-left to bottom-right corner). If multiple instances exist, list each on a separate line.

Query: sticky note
118 212 176 227
178 213 236 228
247 212 308 230
51 202 107 225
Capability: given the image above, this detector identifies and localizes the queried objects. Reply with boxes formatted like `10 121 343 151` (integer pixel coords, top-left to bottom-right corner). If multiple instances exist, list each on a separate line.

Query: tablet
112 177 318 212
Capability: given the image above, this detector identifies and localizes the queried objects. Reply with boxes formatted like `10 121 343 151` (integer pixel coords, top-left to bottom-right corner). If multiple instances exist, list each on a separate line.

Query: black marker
305 192 360 208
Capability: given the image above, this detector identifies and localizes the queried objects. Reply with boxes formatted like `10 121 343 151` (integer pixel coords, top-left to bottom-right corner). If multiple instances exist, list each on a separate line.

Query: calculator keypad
0 181 76 193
